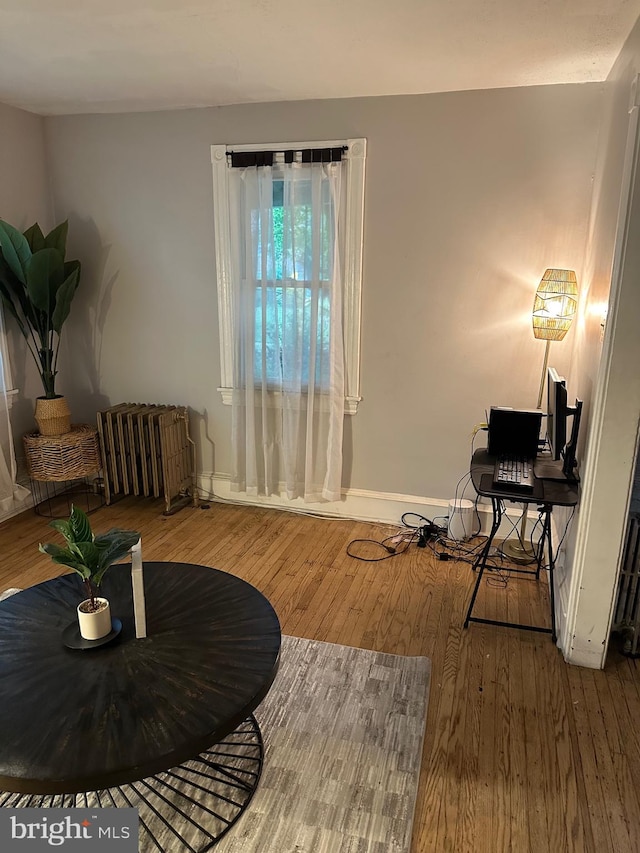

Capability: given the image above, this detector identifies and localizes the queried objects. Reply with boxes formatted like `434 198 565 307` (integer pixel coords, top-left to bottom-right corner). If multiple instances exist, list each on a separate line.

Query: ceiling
1 0 639 116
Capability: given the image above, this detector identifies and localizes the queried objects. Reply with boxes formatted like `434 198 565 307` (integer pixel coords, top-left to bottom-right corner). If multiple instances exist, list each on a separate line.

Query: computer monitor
547 367 567 460
546 366 583 481
563 399 583 481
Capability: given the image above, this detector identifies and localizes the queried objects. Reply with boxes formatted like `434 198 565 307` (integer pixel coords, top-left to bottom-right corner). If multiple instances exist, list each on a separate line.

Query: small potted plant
39 505 140 641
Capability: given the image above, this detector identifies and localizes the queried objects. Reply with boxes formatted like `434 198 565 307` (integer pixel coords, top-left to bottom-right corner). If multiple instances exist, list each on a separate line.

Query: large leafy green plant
0 219 81 398
39 505 140 611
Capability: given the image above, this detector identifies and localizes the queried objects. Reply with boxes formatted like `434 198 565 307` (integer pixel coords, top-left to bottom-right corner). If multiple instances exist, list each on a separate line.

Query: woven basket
24 424 102 482
34 396 71 436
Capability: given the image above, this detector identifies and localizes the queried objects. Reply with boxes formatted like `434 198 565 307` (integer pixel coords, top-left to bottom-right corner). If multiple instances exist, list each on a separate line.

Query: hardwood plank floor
1 497 639 852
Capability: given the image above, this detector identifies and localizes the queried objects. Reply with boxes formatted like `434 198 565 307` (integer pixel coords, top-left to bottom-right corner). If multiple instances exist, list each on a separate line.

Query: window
211 138 366 413
249 170 334 389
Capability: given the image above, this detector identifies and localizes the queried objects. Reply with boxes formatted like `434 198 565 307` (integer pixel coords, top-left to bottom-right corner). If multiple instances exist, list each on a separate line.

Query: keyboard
493 456 534 491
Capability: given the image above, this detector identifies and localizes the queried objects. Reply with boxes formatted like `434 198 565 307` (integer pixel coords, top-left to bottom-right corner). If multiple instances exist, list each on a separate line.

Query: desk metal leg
543 507 557 643
464 498 503 628
472 496 503 571
465 500 557 640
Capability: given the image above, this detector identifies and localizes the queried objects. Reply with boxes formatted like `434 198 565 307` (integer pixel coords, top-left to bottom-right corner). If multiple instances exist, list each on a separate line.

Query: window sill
218 387 360 415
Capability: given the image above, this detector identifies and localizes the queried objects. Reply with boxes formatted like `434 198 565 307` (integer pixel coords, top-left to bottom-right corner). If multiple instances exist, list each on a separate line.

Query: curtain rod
229 146 347 168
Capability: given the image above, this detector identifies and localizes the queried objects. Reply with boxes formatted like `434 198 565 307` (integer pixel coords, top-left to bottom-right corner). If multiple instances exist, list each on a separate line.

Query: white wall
0 101 52 439
562 18 640 667
43 84 602 508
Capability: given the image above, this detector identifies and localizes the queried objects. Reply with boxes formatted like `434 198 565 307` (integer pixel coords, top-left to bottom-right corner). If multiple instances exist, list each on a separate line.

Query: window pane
253 179 333 282
252 169 335 387
254 285 331 387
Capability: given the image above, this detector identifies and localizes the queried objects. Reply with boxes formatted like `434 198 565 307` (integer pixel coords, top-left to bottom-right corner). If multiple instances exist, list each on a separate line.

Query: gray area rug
220 635 431 853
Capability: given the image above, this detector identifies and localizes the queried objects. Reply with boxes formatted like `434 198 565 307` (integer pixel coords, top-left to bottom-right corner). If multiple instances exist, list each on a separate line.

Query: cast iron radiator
96 404 196 515
613 512 640 655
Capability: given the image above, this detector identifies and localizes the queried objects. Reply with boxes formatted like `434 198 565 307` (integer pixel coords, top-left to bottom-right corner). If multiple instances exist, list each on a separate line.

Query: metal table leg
465 500 556 638
543 506 557 642
464 497 503 628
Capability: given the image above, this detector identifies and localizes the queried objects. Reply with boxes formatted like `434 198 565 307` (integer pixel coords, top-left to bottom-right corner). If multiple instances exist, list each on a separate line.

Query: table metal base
0 715 263 852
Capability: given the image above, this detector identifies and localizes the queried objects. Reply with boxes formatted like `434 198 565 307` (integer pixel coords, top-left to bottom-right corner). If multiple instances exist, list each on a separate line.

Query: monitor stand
534 458 566 481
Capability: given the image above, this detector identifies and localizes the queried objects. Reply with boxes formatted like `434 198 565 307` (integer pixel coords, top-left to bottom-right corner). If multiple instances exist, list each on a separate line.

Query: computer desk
464 448 579 642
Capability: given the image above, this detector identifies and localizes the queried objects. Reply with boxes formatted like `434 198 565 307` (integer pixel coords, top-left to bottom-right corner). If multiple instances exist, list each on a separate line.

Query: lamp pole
536 339 552 410
501 269 578 565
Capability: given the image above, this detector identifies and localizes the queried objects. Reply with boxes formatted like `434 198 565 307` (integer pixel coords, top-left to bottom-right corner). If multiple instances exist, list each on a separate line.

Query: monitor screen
547 367 567 460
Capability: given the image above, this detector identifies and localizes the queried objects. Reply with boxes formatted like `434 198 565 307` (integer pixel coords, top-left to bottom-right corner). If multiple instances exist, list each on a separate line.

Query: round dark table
0 562 281 796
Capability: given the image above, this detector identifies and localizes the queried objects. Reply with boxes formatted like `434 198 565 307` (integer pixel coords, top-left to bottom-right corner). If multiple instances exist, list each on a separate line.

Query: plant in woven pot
0 218 81 436
39 505 140 641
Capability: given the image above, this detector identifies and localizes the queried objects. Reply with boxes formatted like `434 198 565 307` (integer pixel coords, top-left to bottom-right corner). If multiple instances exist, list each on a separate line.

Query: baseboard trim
197 472 542 540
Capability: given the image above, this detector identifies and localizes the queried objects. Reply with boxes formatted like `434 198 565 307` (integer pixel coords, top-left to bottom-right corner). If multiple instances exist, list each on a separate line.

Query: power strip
417 523 445 547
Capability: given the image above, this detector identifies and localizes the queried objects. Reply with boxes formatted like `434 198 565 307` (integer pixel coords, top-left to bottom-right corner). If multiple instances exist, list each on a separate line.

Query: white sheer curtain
229 159 345 502
0 311 29 513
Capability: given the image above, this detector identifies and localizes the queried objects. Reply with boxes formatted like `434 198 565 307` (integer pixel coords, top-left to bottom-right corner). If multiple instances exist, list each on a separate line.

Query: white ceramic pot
77 597 112 641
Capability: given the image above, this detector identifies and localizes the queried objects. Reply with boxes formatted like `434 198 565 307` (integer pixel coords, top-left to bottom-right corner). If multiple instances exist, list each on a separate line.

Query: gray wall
43 84 602 503
0 101 53 438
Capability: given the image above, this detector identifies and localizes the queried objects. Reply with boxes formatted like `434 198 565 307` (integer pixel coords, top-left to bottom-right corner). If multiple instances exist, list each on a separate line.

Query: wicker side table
23 424 104 517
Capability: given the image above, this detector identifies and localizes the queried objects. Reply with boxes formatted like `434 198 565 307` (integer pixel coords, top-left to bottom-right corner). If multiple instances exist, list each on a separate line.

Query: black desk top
471 448 579 507
0 562 281 795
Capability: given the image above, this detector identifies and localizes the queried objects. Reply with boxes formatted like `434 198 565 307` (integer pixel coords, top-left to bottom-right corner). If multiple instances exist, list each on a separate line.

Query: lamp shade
532 268 578 341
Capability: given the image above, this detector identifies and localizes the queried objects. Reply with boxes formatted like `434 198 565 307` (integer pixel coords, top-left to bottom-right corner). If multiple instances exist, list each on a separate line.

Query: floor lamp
502 269 579 564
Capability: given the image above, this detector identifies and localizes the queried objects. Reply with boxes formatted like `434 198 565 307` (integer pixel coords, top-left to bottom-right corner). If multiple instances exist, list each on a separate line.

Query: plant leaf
0 285 28 338
51 267 79 333
39 543 92 579
0 253 28 302
93 530 141 586
23 224 45 252
26 248 64 314
0 220 31 284
69 505 93 543
94 530 141 560
63 259 81 280
0 271 26 311
73 541 101 573
0 255 33 335
48 518 72 543
44 221 68 259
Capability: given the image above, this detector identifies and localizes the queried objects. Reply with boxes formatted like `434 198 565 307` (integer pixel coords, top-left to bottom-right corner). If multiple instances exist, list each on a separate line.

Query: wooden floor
1 497 639 852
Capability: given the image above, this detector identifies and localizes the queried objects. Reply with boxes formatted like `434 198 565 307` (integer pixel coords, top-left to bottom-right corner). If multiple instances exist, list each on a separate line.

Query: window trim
211 137 366 415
